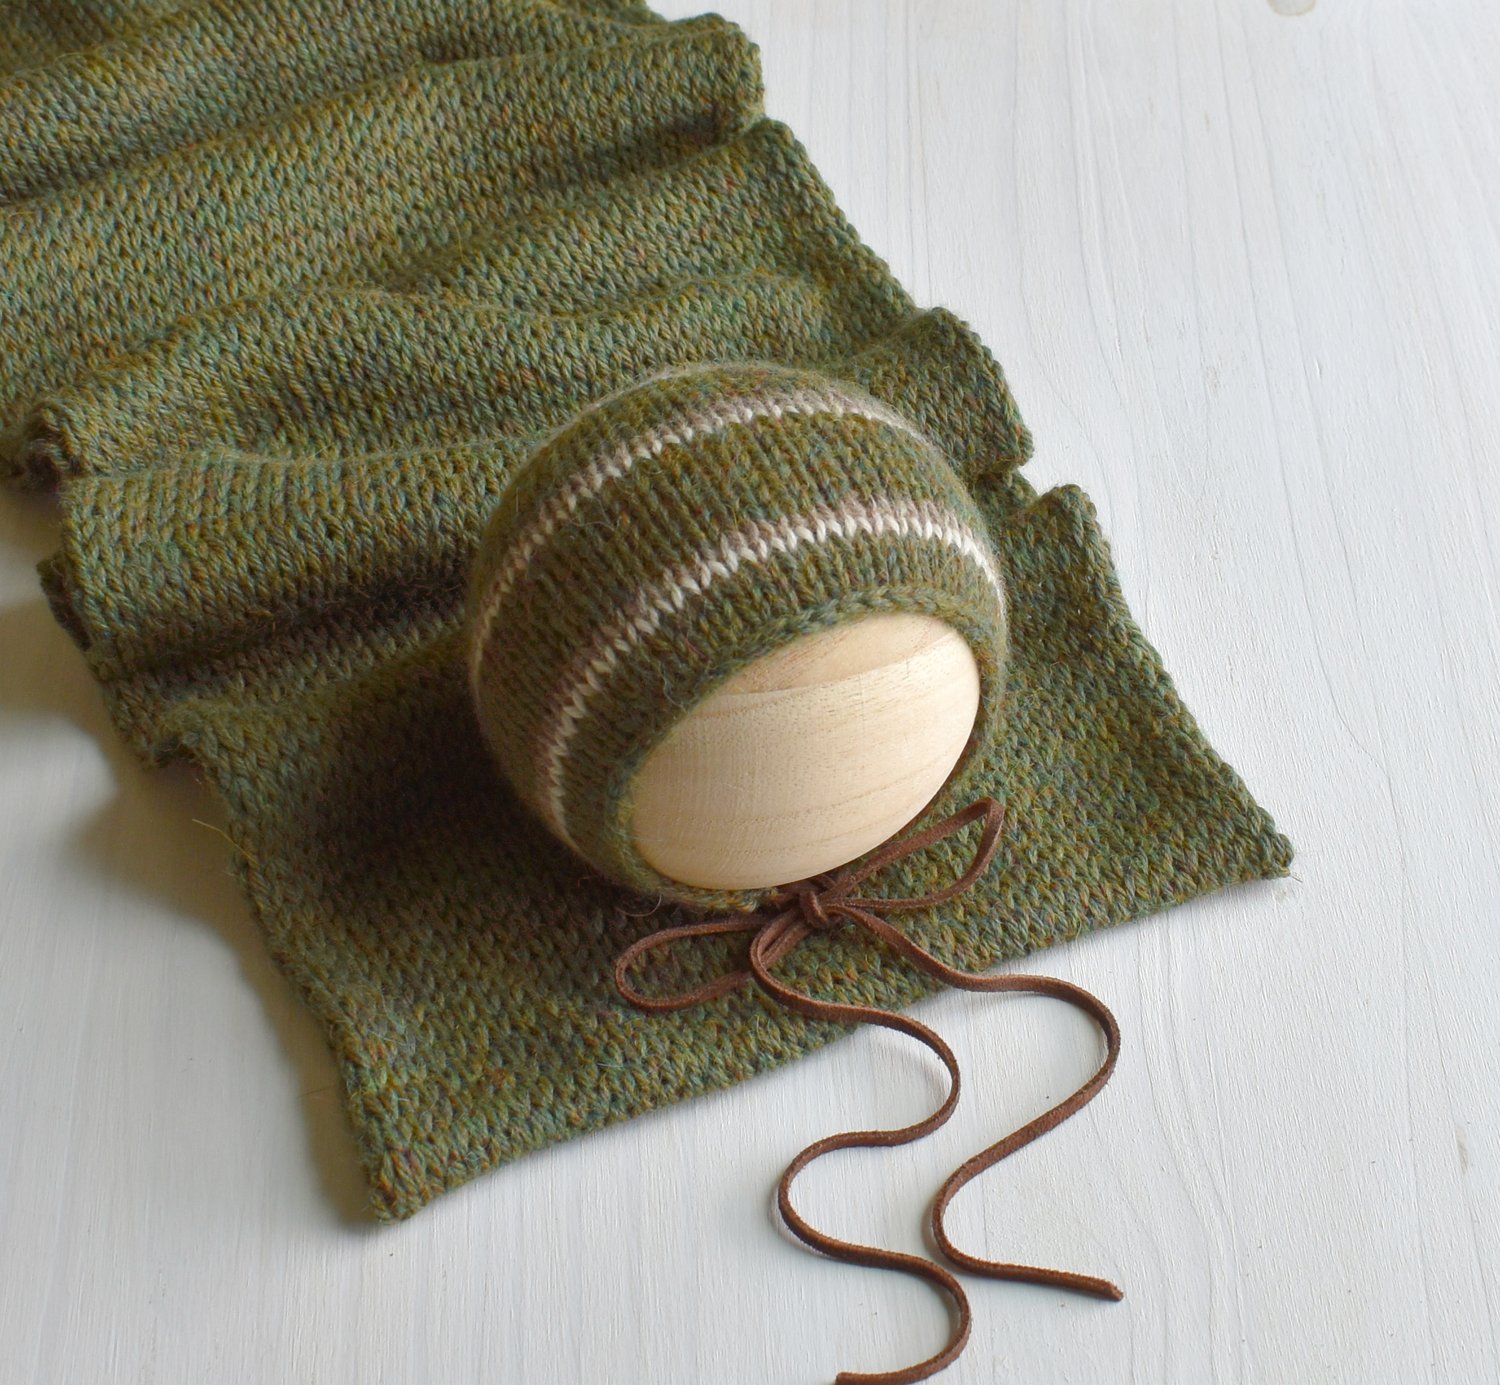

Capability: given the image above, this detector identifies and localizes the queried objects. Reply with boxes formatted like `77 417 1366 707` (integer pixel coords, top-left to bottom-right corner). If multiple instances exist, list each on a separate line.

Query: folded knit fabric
2 0 1292 1219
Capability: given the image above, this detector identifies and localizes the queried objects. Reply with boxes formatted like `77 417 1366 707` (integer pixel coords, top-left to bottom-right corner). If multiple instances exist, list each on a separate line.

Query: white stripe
466 381 926 700
534 495 1005 848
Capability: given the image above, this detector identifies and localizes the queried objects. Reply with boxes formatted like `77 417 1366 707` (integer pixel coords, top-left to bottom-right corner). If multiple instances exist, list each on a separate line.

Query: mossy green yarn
2 0 1292 1220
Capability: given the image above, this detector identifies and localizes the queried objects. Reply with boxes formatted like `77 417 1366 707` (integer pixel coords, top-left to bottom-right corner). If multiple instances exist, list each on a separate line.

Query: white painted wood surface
3 1 1497 1379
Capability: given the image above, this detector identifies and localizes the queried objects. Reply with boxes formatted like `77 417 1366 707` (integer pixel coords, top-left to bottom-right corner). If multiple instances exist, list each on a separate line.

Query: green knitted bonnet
2 0 1291 1222
467 363 1010 911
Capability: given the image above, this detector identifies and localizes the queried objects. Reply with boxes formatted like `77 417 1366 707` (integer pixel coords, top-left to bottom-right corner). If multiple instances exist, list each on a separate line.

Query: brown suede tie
613 797 1123 1384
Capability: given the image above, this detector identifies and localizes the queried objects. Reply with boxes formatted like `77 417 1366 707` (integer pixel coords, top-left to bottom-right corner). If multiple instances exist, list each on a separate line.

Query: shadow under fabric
1 0 1291 1337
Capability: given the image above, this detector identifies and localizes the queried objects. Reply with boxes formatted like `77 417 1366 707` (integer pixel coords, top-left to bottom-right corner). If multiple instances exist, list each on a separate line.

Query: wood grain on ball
629 613 981 889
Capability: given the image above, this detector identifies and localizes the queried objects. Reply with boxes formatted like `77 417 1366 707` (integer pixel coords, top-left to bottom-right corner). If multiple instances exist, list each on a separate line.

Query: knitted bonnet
467 363 1009 909
3 0 1291 1233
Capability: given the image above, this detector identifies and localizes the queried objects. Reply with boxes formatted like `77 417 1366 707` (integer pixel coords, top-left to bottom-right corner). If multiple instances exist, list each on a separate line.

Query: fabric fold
0 13 763 446
0 1 666 201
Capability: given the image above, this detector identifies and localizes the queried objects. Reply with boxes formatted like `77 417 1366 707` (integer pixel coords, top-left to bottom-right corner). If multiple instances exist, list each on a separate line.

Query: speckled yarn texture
2 0 1292 1220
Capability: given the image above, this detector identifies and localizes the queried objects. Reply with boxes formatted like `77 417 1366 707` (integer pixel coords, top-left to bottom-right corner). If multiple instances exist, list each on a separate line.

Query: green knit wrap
467 364 1010 910
2 0 1292 1220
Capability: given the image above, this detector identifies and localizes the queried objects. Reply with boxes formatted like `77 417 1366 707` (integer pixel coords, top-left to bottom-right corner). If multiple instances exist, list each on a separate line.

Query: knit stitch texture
2 0 1292 1220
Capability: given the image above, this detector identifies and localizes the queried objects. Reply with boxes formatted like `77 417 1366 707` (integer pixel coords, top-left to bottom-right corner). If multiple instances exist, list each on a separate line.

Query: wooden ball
628 613 981 890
